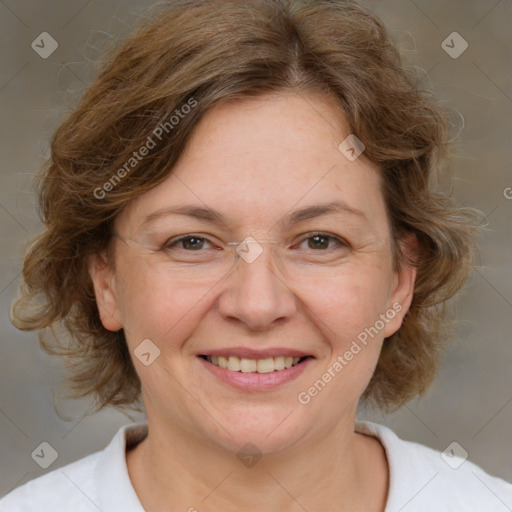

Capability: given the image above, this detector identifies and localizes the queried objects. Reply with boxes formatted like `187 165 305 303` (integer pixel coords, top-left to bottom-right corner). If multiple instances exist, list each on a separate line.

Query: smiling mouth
199 355 311 373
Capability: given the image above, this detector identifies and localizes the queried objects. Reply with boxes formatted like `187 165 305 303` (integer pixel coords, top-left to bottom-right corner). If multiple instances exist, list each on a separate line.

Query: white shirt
1 420 511 511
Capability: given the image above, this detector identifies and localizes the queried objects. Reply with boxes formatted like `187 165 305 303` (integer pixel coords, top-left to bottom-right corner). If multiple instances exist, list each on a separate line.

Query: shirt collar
96 422 148 511
95 420 396 511
355 419 402 512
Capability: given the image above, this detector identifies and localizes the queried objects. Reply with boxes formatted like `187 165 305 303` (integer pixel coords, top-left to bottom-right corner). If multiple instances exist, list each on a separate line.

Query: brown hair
10 0 484 413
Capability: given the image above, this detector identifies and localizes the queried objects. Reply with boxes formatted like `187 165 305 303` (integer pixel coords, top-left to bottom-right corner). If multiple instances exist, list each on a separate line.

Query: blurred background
1 0 511 499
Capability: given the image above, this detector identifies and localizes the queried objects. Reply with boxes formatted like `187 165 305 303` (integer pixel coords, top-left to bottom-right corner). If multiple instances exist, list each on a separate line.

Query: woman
2 0 511 510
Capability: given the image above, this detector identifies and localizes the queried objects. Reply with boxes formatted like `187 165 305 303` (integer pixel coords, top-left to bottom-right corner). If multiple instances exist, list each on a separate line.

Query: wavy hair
10 0 484 413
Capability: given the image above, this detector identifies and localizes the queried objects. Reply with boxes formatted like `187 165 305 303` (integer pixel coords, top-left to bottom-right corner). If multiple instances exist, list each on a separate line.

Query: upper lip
198 347 313 359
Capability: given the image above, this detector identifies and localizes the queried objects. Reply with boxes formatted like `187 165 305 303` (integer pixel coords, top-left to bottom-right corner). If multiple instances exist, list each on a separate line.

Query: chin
202 409 311 456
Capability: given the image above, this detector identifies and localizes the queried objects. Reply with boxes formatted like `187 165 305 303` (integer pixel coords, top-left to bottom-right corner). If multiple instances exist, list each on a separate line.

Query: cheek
301 266 393 345
115 260 216 346
301 274 389 401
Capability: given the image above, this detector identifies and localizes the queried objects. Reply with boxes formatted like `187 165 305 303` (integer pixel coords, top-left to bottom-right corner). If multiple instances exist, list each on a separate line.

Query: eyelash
163 232 350 252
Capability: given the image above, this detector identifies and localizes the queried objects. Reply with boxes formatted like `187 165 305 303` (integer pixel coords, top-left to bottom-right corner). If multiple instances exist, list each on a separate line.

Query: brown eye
307 234 331 250
300 233 349 251
164 235 213 251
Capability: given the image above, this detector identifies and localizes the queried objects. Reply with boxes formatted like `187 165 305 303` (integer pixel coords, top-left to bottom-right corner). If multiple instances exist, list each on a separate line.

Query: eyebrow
141 200 368 229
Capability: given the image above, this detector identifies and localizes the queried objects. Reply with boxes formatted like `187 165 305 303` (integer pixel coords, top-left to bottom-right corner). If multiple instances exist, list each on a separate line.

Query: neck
126 414 389 512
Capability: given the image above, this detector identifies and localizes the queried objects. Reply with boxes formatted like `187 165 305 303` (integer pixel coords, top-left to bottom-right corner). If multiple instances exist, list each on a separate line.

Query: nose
217 242 297 331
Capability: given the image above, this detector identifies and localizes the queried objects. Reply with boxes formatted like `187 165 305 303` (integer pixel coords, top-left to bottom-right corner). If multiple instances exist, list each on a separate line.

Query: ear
383 231 419 338
87 251 123 331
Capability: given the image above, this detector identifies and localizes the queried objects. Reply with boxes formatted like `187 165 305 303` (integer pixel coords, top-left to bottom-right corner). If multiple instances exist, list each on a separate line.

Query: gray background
1 0 511 499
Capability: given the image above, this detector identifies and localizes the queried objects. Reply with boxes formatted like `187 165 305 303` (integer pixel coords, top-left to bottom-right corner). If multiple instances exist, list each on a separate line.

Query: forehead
116 92 387 234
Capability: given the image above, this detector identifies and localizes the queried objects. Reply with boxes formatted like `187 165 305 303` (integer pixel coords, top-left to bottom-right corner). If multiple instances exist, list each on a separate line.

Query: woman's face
90 91 416 454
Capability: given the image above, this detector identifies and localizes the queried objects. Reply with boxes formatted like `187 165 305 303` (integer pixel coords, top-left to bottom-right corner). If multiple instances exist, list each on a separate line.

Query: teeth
274 356 285 371
227 356 240 371
240 358 257 373
257 358 275 373
206 355 303 373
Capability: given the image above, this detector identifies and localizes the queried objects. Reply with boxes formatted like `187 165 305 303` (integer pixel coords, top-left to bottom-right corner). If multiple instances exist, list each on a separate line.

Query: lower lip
197 356 313 391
